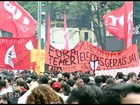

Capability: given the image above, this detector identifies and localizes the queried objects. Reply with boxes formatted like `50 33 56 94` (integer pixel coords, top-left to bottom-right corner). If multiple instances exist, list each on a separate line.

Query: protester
62 72 70 83
66 79 75 91
5 77 14 93
18 79 39 104
94 76 102 87
0 80 9 95
115 72 124 83
0 94 8 104
66 85 98 104
26 84 64 104
125 72 137 84
51 82 68 102
100 83 140 104
0 68 139 104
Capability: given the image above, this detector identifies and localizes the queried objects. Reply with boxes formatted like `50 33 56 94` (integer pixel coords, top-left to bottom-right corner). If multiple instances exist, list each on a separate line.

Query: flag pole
35 1 41 74
38 1 42 41
45 3 51 72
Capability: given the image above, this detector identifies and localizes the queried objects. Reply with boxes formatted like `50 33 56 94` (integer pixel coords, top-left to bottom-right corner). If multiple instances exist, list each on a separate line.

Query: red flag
103 1 133 48
63 13 69 50
0 36 37 70
47 13 52 45
0 1 37 38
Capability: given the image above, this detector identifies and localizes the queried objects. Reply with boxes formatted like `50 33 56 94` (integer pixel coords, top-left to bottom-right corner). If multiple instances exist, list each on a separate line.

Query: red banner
45 41 139 73
103 1 133 48
0 36 37 70
0 1 37 38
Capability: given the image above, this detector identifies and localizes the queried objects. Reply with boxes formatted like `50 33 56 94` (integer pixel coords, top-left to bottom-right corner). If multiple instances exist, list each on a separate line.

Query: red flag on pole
47 13 52 45
63 13 69 50
0 36 37 70
0 1 37 38
103 1 133 48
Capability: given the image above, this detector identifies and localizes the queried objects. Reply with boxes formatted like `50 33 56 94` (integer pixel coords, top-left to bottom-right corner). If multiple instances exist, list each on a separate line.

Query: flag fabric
4 45 16 68
0 1 37 38
30 49 45 74
47 13 52 45
63 13 69 50
0 36 37 70
25 40 34 50
34 40 45 75
30 49 37 63
103 1 133 48
124 2 133 48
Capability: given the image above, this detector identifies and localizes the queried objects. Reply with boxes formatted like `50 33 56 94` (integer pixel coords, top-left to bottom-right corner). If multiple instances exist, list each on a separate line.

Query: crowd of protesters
0 69 140 104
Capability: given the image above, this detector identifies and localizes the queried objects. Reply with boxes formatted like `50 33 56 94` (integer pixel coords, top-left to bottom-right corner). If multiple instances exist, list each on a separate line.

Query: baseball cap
52 82 61 89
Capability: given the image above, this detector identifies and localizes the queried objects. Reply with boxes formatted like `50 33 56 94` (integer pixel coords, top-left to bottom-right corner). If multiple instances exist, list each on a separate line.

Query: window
84 32 88 41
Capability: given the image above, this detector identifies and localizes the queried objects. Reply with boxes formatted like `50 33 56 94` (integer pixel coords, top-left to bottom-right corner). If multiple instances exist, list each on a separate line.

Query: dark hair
38 76 48 84
105 78 115 84
73 76 79 81
0 76 2 81
31 75 38 81
24 74 31 80
58 78 63 82
95 76 102 84
127 72 136 80
16 78 25 87
2 70 8 75
123 75 128 83
66 85 98 104
87 83 103 102
80 76 90 84
66 79 75 87
138 72 140 78
23 82 29 90
99 83 140 104
100 75 108 83
60 83 71 96
0 80 6 87
18 80 25 87
62 73 70 79
26 78 32 84
115 72 123 79
5 76 13 84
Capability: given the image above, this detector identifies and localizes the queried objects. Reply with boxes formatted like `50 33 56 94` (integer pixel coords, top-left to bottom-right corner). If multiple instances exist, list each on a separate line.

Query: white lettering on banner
16 24 28 32
23 17 29 25
105 15 124 27
4 1 22 20
3 1 29 32
118 15 124 26
0 39 25 44
105 15 118 26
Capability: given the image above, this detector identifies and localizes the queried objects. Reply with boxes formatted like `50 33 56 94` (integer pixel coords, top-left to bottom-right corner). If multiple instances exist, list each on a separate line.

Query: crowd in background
0 69 140 104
